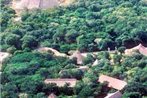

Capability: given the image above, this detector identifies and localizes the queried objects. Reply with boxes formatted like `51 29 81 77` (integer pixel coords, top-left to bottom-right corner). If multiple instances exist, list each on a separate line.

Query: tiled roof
98 75 127 90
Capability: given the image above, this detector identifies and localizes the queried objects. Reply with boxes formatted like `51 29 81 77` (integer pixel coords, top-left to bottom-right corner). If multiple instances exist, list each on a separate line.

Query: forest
1 0 147 98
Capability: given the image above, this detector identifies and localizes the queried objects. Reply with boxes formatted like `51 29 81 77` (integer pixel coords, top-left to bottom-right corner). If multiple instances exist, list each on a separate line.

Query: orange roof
48 93 57 98
44 79 77 87
98 75 127 90
69 50 84 64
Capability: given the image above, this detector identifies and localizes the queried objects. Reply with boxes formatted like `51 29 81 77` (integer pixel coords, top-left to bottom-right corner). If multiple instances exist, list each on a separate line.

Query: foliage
1 0 147 97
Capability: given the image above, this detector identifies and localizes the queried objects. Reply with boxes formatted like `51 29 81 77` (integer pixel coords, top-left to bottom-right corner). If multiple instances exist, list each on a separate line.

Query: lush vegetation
1 0 147 98
1 0 147 52
1 51 147 98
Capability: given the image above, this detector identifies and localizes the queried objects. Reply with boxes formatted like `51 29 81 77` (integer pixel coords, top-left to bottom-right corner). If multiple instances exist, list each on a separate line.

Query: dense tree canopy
1 0 147 52
1 0 147 98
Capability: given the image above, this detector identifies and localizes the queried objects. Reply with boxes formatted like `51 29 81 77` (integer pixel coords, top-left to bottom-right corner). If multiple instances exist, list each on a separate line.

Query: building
0 52 11 70
19 93 28 98
125 44 147 56
0 52 10 63
69 50 84 65
125 44 141 56
44 79 77 87
76 66 89 71
48 93 57 98
138 44 147 56
104 91 122 98
13 17 21 22
59 66 89 75
92 59 99 66
98 74 127 90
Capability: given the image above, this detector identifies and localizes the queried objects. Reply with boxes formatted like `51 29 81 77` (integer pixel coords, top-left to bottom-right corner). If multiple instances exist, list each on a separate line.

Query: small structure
69 50 84 65
104 91 122 98
69 50 96 58
81 52 96 58
92 59 99 66
44 79 77 87
125 44 147 56
138 44 147 56
98 74 127 90
59 66 89 74
0 52 11 70
13 17 21 22
125 44 140 56
0 52 10 63
76 66 89 72
94 38 102 44
19 93 28 98
48 93 57 98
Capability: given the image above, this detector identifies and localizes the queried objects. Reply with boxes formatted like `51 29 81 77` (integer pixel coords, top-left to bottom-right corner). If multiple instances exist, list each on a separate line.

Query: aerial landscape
0 0 147 98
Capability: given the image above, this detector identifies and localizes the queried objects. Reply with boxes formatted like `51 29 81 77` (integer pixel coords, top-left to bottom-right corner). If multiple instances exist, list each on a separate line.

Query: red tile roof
98 75 127 90
44 79 77 87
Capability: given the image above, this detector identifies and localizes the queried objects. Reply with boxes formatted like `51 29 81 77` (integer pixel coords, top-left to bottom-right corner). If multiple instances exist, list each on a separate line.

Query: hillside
1 0 147 98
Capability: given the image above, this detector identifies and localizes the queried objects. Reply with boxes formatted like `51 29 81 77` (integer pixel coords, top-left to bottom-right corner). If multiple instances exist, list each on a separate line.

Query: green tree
21 35 38 49
5 34 21 48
